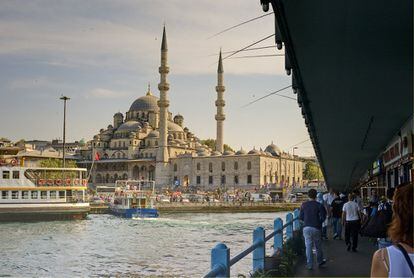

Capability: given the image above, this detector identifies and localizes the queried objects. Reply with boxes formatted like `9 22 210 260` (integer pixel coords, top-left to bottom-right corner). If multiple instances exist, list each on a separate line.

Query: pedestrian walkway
294 237 377 277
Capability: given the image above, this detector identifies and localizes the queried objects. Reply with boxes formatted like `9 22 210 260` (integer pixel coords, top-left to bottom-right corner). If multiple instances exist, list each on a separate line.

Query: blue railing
205 208 301 277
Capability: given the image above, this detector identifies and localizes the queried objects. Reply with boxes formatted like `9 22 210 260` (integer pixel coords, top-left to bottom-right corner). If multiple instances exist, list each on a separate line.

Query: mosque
80 27 303 190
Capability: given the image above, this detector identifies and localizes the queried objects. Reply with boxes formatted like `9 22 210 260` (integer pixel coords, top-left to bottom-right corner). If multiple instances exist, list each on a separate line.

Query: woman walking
370 183 413 277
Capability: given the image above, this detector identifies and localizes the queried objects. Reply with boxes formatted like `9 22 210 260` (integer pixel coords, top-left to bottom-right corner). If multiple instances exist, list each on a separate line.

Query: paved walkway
295 236 377 277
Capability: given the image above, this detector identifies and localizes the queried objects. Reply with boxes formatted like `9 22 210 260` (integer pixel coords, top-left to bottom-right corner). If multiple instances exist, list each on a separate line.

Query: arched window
209 163 213 173
196 163 201 171
247 161 252 170
174 164 177 172
221 162 225 171
155 141 158 146
234 161 238 170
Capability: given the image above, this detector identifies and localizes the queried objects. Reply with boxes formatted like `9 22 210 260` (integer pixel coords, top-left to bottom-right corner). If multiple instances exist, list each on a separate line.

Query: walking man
300 189 327 270
331 192 346 239
342 193 362 252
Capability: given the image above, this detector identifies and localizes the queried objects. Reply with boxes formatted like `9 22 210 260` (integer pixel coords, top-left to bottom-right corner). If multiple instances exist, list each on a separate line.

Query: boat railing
204 208 301 277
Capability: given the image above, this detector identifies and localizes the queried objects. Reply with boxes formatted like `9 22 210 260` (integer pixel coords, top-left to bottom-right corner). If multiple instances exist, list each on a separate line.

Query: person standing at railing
300 189 327 270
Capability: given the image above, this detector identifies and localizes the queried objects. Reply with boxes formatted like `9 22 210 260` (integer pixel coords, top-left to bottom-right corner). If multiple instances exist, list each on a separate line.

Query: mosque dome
236 148 247 155
147 130 159 138
114 112 123 117
264 143 281 156
168 121 184 132
248 148 260 155
116 121 141 132
210 151 221 156
223 150 235 155
129 93 159 112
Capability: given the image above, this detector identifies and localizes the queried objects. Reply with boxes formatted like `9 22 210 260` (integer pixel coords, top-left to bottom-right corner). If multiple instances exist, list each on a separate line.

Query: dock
89 203 300 214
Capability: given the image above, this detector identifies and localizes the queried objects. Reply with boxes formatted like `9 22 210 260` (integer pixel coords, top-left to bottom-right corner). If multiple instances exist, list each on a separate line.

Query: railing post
253 227 265 273
210 243 230 277
274 217 283 254
293 209 300 231
286 212 293 240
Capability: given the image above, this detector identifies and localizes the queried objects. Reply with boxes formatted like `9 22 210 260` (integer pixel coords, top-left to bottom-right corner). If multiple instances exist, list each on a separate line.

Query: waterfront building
78 27 303 189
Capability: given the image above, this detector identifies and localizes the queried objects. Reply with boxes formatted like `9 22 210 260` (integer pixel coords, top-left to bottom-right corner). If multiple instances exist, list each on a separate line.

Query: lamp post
60 95 70 168
292 147 298 187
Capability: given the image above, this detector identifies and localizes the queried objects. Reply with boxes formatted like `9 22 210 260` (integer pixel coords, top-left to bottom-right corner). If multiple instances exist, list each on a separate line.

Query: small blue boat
109 180 159 219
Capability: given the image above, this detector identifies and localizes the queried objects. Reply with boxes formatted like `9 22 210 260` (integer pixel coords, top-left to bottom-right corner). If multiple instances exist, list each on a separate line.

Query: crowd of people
299 183 413 277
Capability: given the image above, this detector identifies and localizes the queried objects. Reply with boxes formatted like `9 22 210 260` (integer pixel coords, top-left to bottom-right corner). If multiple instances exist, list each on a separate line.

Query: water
0 212 287 277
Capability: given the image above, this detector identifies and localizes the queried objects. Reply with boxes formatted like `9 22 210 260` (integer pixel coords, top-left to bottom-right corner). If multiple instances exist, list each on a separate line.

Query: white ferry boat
109 180 159 218
0 165 90 221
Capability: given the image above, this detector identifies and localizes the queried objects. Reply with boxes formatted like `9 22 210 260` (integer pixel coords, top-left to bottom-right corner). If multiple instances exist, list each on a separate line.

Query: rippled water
0 212 287 277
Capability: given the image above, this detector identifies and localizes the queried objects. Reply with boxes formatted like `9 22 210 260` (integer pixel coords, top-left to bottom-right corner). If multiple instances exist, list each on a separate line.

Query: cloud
85 88 131 99
0 0 285 75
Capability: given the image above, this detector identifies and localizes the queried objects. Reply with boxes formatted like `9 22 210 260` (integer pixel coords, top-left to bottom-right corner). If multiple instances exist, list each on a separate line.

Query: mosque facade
79 27 303 189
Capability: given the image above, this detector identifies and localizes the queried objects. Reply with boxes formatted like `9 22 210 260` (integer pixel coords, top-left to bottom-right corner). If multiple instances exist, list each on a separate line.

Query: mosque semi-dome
223 150 235 155
129 93 159 112
116 121 141 132
168 121 184 132
248 148 260 155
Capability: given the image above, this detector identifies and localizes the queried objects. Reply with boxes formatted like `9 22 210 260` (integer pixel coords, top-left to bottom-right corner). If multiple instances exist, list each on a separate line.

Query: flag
94 152 100 161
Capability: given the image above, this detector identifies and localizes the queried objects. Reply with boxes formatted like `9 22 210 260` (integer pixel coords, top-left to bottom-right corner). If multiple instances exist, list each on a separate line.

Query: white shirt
387 245 414 278
342 201 360 221
323 192 336 206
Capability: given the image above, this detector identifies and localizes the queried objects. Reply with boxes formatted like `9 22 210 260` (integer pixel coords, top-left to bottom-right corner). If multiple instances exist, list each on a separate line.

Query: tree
303 161 323 181
40 158 77 168
199 138 234 152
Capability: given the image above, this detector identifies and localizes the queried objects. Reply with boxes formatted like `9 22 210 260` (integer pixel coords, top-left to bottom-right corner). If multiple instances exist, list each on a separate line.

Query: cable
228 54 285 59
222 33 275 61
242 85 292 107
207 13 274 39
207 45 277 57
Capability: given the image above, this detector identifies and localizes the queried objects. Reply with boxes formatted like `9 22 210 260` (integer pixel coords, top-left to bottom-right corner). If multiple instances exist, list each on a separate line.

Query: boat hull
0 203 90 222
109 206 159 218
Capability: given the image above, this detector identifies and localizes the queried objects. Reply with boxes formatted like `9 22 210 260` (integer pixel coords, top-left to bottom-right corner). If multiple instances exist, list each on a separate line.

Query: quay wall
89 203 300 214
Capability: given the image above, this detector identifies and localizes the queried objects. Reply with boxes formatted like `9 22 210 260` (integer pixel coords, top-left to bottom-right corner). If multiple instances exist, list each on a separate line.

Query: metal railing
205 208 301 277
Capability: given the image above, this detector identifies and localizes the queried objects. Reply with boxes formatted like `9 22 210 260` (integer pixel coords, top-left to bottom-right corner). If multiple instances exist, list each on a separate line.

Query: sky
0 0 315 157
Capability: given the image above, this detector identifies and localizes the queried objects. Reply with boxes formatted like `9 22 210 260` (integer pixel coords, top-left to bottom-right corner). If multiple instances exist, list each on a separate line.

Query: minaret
215 50 225 153
156 26 170 163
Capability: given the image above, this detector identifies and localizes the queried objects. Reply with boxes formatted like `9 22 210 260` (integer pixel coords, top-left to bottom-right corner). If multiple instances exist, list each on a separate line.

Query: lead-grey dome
116 121 141 132
265 143 281 156
129 94 159 112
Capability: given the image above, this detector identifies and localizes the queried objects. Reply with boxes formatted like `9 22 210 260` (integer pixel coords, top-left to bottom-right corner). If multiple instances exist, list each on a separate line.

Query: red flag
94 152 100 161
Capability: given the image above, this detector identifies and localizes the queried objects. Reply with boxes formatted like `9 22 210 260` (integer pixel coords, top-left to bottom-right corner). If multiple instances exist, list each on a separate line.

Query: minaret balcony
215 114 226 121
215 85 225 92
158 66 170 74
215 99 225 107
158 83 170 91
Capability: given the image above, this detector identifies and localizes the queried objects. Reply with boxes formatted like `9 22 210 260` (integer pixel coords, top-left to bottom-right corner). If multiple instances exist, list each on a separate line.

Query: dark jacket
331 197 346 218
299 200 327 230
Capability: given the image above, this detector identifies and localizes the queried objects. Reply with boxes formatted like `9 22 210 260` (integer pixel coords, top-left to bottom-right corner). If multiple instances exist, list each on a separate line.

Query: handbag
359 211 388 238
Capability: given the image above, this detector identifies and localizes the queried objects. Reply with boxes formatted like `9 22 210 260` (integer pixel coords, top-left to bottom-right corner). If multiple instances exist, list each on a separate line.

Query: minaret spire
156 25 170 163
215 49 226 153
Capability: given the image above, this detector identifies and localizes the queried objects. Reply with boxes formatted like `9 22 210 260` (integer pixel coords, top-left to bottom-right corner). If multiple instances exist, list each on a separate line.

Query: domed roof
147 130 159 138
248 148 260 155
116 121 141 132
236 148 247 155
129 93 159 112
210 151 221 156
168 121 184 132
114 112 123 117
265 143 281 156
223 150 235 155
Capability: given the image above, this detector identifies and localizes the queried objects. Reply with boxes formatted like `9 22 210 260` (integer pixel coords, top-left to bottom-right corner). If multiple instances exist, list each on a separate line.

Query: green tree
200 138 234 152
40 158 77 168
303 161 323 180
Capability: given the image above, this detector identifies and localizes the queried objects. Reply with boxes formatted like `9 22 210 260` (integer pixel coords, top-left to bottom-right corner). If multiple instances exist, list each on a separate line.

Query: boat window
50 191 57 199
12 171 19 179
1 191 8 199
11 191 19 199
2 171 10 179
31 191 39 199
41 191 48 199
22 191 29 199
59 191 65 199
